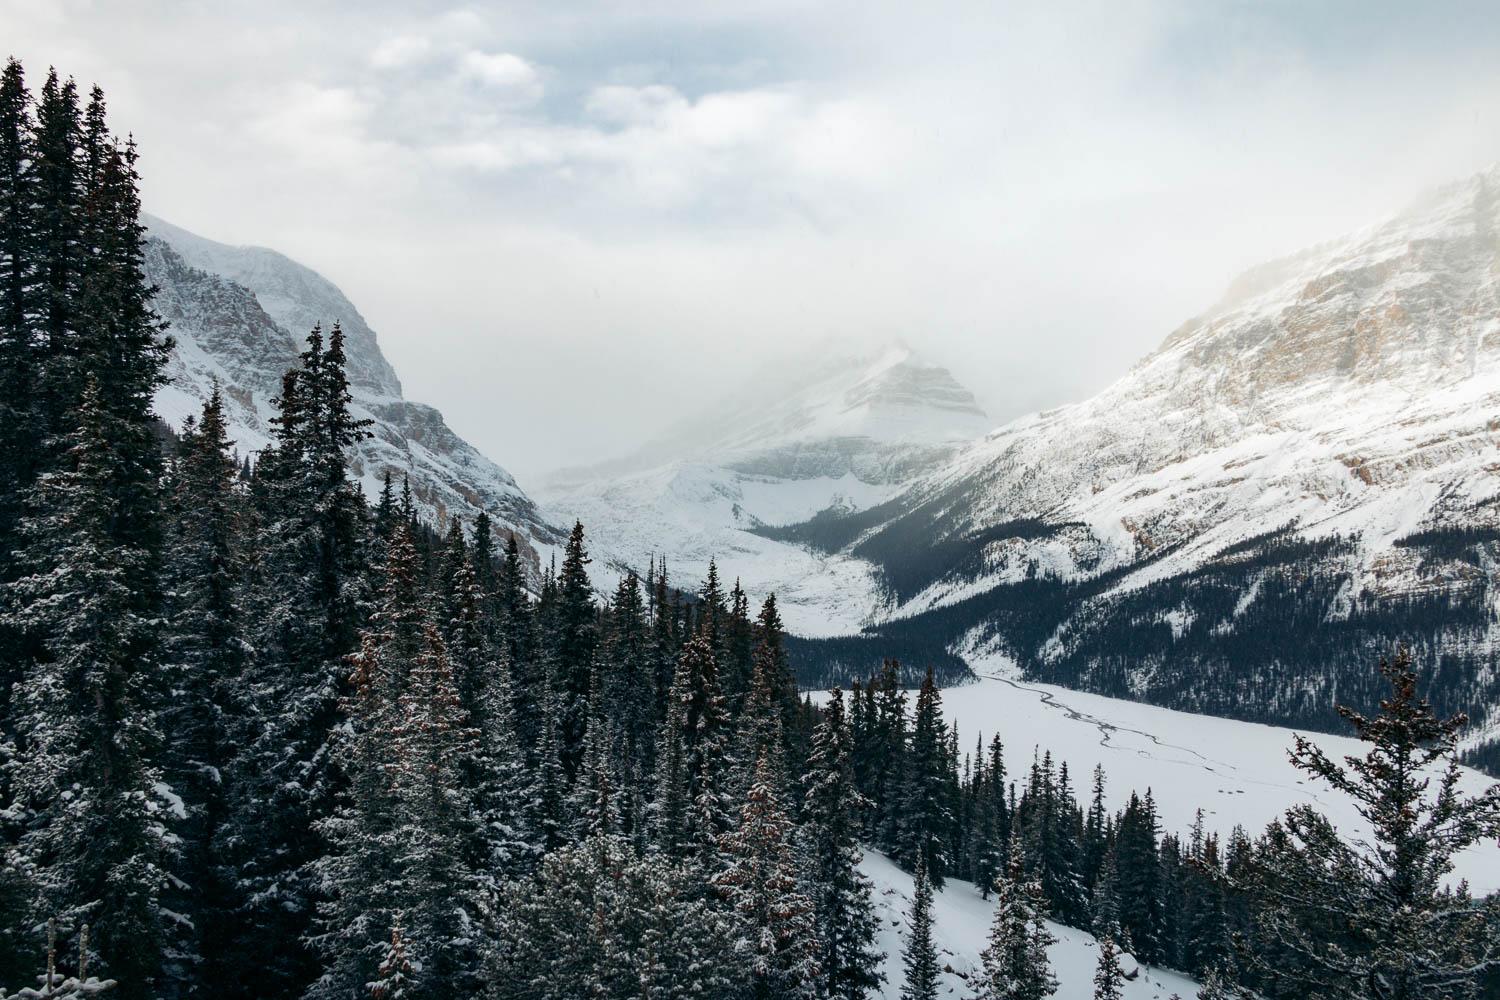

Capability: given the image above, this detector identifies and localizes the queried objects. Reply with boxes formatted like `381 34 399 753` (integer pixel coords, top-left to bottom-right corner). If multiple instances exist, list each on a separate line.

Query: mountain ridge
144 216 566 571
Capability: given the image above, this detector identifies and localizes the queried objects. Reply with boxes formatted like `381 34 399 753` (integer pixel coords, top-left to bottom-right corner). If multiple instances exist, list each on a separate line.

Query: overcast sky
7 1 1500 481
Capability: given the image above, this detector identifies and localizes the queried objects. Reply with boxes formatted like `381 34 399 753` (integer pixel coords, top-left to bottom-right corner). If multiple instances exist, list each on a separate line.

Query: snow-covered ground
823 657 1500 896
862 850 1201 1000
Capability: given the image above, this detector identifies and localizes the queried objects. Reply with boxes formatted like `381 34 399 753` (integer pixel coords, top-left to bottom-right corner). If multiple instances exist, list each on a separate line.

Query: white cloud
458 50 543 103
11 0 1500 478
370 35 432 71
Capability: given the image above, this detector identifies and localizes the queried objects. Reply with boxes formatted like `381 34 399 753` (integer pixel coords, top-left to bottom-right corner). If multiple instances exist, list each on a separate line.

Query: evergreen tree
1090 847 1123 945
216 325 372 998
712 754 821 1000
900 854 939 1000
488 834 744 1000
0 57 38 603
4 378 173 1000
802 688 885 1000
1092 937 1124 1000
160 384 250 994
900 668 953 885
1234 648 1500 1000
973 837 1058 1000
659 635 733 866
552 521 598 775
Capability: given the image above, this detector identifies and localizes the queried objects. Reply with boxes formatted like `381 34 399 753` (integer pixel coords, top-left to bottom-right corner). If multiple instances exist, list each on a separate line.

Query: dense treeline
1 59 1498 1000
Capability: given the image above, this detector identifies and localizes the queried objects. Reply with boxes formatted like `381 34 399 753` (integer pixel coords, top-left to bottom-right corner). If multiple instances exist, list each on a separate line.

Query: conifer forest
1 56 1500 1000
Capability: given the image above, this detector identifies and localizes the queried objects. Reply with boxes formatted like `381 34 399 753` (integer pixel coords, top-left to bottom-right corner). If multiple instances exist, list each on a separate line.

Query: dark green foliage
900 854 939 1000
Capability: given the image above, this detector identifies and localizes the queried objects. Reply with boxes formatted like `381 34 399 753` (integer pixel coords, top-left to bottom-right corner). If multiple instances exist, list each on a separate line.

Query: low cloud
5 0 1500 480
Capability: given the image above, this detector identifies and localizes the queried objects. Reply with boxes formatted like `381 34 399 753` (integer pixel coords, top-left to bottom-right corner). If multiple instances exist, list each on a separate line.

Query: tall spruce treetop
0 57 39 576
2 68 174 997
554 520 597 773
901 668 954 886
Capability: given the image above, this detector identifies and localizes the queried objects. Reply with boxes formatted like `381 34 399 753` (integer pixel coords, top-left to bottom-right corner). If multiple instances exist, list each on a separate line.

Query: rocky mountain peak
144 214 403 398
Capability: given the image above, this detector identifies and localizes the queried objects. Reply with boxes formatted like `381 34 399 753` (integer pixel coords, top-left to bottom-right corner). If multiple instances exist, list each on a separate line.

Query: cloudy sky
7 1 1500 480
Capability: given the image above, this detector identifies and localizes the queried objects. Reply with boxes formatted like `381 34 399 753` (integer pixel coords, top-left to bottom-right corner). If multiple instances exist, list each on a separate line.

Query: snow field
861 850 1201 1000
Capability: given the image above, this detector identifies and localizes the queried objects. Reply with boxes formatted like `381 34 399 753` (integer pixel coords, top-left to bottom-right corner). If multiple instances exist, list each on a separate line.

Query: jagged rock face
146 214 401 396
806 167 1500 746
536 342 992 637
145 220 563 568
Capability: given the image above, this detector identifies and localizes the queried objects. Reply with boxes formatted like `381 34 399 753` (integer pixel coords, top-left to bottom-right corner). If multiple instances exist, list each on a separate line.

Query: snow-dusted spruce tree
217 324 372 998
802 687 885 1000
1234 647 1500 1000
900 853 939 1000
305 529 423 1000
661 635 734 870
487 833 743 1000
1090 847 1124 945
1092 937 1124 1000
5 379 173 1000
972 837 1058 1000
310 530 487 999
713 753 821 1000
160 383 249 990
439 538 538 881
900 669 953 885
2 67 177 997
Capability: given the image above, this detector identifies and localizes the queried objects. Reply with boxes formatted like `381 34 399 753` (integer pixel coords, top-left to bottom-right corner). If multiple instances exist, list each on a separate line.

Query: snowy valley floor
862 850 1201 1000
830 659 1500 896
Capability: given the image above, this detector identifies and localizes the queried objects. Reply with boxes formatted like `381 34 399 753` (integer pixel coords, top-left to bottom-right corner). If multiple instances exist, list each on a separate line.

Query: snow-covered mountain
145 215 565 568
787 167 1500 750
536 341 991 636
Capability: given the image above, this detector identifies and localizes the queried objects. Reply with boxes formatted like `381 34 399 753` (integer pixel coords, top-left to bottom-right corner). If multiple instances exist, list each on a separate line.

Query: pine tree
216 325 372 998
0 57 39 604
802 688 885 1000
658 635 733 866
1233 647 1500 1000
900 668 953 885
4 378 173 1000
900 854 939 1000
973 836 1058 1000
1090 847 1123 945
552 521 598 775
488 833 744 1000
712 754 821 1000
1092 937 1124 1000
160 384 250 993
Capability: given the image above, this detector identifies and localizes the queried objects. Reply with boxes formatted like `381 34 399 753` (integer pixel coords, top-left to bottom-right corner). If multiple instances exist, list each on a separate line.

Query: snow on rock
143 215 565 573
873 166 1500 622
537 340 990 632
862 850 1201 1000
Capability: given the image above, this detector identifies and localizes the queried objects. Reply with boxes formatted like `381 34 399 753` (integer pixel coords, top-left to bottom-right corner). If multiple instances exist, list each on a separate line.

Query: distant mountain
537 341 991 638
785 167 1500 751
144 215 565 570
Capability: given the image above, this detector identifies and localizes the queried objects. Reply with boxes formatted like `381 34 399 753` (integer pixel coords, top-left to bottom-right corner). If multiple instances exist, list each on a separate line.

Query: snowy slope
775 167 1500 744
144 217 565 569
537 341 990 634
862 851 1201 1000
872 168 1500 620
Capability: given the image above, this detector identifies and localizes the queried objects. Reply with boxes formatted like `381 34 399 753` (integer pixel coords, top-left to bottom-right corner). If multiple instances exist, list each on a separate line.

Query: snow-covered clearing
946 660 1500 895
862 850 1201 1000
818 657 1500 894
